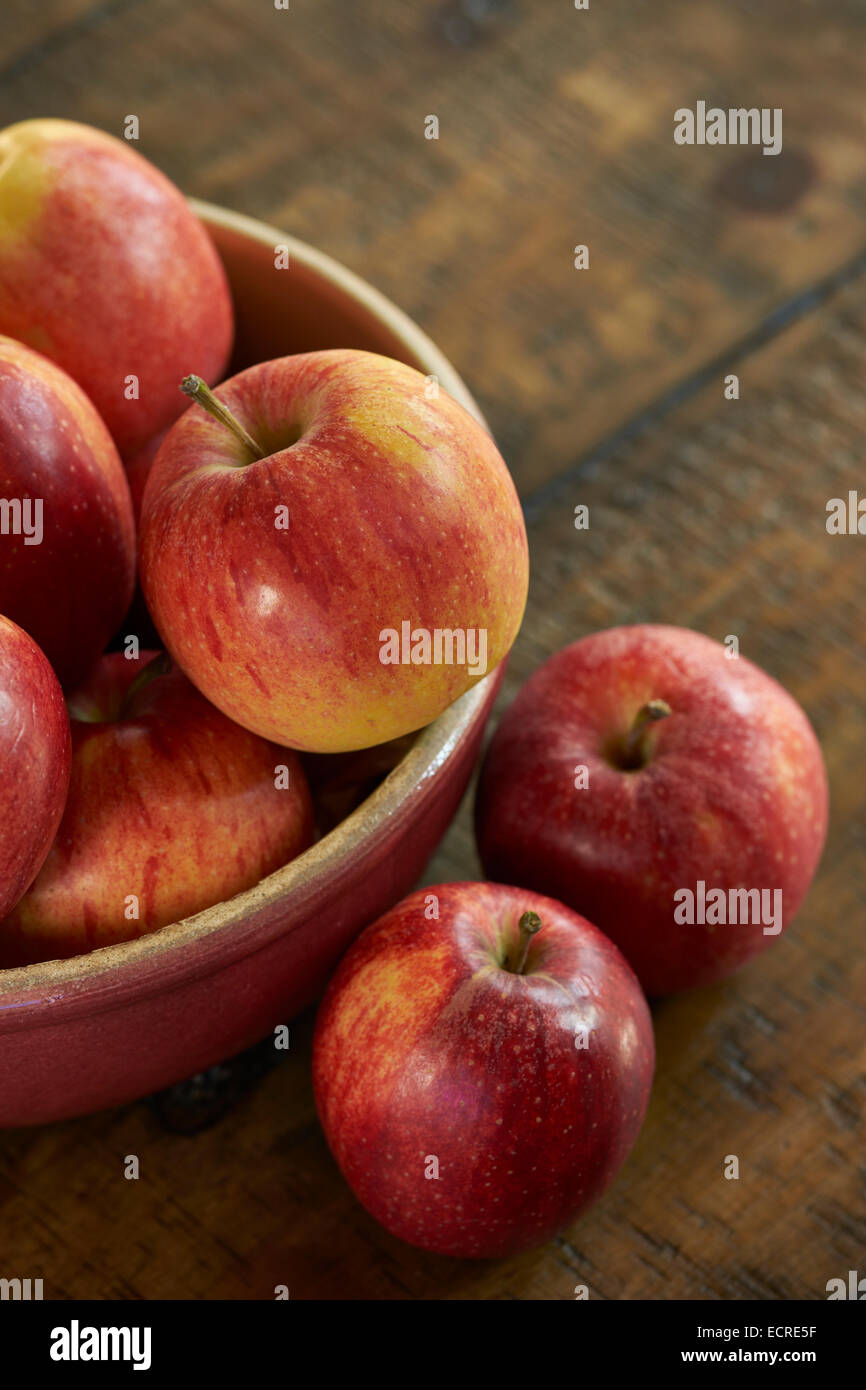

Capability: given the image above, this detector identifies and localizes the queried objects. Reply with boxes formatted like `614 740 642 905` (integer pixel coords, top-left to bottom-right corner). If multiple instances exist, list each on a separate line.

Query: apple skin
312 881 654 1258
0 118 233 457
139 350 529 753
0 335 136 688
118 430 168 652
0 651 315 968
0 616 71 921
125 430 167 528
475 625 829 996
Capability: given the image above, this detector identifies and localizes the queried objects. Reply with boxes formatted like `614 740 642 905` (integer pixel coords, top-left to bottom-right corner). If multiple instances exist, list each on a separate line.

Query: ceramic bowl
0 200 504 1127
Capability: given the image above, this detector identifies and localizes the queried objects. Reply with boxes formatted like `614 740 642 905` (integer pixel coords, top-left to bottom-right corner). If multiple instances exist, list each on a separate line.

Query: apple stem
180 375 267 461
510 910 542 975
120 651 172 716
621 699 672 765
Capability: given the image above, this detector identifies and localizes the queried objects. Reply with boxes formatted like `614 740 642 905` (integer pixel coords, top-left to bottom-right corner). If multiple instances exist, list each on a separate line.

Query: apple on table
0 651 315 968
313 880 654 1258
475 625 829 995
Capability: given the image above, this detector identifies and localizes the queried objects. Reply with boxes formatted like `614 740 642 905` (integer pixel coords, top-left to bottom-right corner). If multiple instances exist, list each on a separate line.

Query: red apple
313 881 654 1258
125 429 167 528
0 651 314 967
475 625 829 995
139 351 529 753
120 430 169 653
0 335 136 688
0 118 233 456
0 616 71 920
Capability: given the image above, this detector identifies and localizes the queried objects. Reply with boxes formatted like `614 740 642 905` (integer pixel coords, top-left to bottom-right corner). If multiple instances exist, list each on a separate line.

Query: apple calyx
180 375 266 462
506 910 543 975
616 698 672 771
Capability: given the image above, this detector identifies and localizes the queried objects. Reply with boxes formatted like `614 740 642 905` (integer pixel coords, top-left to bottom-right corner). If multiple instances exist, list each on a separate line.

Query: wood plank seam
523 240 866 522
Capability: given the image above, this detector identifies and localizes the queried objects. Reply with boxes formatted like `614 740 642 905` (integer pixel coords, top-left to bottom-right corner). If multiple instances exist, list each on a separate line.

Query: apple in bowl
139 351 529 754
0 118 233 457
0 651 314 968
0 616 71 921
0 335 135 688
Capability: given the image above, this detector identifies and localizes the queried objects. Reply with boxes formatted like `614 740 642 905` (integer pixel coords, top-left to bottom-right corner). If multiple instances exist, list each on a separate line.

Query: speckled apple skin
124 429 167 528
312 881 654 1259
0 652 314 967
0 119 233 457
0 617 71 920
475 626 829 996
139 350 529 753
0 336 136 688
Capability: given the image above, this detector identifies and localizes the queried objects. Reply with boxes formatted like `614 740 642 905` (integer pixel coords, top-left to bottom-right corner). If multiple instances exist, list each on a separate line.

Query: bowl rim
0 201 497 1018
194 198 483 418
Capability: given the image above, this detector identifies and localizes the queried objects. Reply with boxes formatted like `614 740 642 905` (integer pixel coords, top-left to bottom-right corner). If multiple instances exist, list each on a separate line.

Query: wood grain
1 0 866 492
0 0 864 1302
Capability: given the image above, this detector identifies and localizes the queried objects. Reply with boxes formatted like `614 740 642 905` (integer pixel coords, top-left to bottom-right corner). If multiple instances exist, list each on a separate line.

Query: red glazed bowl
0 201 505 1127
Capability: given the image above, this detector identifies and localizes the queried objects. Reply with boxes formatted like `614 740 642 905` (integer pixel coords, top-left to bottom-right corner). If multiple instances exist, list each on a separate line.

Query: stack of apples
0 118 529 968
0 118 829 1265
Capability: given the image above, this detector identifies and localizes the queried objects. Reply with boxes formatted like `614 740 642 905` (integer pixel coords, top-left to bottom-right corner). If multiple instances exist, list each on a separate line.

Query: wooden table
1 0 864 1301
